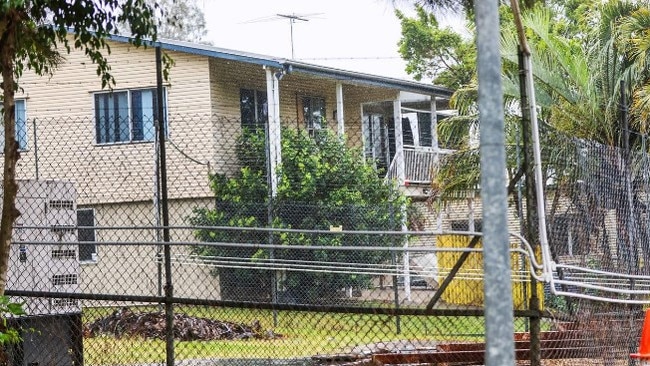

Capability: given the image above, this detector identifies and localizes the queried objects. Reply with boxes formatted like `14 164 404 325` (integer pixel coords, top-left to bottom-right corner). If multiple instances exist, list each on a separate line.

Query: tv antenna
241 13 324 59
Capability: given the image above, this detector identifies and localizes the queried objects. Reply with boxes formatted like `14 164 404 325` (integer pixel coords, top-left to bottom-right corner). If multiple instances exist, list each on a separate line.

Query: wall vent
51 249 76 260
52 274 78 286
49 200 74 210
51 298 78 307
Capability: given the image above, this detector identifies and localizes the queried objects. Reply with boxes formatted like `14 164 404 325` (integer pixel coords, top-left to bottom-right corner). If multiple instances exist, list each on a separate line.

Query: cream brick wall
407 197 525 248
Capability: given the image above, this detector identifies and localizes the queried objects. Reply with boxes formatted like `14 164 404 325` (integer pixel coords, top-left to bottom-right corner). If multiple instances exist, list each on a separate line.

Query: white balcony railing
386 146 455 185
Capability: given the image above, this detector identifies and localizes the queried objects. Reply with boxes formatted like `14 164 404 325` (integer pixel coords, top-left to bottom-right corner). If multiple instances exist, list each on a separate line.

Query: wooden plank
437 339 595 352
371 329 613 365
372 346 600 365
373 350 485 365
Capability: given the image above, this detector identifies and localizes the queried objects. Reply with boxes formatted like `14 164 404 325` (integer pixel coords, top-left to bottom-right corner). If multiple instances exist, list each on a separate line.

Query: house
7 35 454 299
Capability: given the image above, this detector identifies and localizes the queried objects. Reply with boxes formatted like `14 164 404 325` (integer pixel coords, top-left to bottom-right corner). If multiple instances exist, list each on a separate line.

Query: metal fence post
474 1 515 365
517 42 541 366
391 249 401 334
156 45 174 366
32 118 39 180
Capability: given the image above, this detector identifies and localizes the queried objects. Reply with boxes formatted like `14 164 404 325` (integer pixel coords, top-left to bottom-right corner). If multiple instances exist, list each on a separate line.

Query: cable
166 137 211 168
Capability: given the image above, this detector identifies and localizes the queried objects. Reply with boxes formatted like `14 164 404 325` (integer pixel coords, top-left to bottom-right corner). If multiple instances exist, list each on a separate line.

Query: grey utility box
5 180 83 365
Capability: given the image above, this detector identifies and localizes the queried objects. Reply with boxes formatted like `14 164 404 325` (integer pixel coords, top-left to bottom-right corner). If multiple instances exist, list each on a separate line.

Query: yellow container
436 235 544 309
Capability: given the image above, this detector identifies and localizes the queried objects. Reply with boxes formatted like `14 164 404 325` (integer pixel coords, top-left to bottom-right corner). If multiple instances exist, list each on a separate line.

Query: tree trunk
0 14 20 297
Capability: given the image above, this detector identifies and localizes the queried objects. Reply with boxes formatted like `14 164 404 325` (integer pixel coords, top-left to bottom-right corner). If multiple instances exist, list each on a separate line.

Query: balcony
386 146 455 187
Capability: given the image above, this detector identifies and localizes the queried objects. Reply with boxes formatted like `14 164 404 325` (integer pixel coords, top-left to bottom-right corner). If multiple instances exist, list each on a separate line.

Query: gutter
282 60 454 98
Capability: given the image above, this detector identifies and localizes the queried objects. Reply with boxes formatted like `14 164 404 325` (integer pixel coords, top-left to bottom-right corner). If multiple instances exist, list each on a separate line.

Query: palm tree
499 2 650 275
429 1 650 275
617 5 650 134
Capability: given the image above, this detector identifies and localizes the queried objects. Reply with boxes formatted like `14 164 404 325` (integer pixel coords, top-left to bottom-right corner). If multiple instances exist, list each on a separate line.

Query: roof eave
282 60 454 98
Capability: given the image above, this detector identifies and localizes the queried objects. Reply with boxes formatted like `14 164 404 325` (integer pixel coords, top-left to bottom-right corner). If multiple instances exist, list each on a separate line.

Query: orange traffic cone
632 309 650 364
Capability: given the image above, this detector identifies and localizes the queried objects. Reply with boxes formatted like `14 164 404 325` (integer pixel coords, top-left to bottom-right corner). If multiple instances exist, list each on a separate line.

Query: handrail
391 147 455 185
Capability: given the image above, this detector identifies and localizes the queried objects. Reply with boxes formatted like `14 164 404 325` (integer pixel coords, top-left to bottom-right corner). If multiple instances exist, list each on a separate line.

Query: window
94 88 166 144
417 113 433 147
549 214 590 256
451 219 483 232
401 116 415 146
15 100 27 150
362 114 390 171
303 96 326 136
0 99 28 150
51 298 78 308
240 89 267 131
400 112 437 148
77 208 97 262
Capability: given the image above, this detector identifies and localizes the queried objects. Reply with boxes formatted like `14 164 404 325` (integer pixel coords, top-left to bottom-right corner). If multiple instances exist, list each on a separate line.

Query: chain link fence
0 114 642 365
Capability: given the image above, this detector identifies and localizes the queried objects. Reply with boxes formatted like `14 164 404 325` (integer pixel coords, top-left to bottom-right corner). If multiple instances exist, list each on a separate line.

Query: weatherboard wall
13 38 214 205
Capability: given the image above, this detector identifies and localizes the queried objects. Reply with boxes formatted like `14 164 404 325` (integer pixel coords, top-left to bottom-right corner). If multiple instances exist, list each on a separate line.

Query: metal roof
282 60 453 97
110 35 454 98
110 34 285 68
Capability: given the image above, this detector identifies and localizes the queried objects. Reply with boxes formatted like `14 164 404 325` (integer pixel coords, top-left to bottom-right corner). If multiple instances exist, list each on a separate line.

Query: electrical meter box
3 179 83 365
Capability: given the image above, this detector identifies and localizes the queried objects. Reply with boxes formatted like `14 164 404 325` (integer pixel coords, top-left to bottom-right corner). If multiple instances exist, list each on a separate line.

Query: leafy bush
0 296 24 345
191 128 407 303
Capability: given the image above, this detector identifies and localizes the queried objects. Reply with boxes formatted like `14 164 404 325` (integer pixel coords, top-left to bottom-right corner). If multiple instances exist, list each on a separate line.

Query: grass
82 305 537 365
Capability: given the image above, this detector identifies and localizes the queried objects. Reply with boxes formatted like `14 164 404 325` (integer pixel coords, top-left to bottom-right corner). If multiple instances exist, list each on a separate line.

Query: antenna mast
277 13 310 59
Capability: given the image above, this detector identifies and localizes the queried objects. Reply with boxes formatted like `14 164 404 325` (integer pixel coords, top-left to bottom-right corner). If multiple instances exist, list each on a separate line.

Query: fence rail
2 226 642 365
0 114 643 365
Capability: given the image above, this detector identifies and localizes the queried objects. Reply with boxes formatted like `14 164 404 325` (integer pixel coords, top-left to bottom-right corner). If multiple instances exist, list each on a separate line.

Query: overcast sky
200 0 426 80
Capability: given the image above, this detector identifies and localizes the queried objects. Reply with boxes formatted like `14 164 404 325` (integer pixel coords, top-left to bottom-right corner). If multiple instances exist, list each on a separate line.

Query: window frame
302 96 326 136
93 87 167 145
451 219 483 233
240 88 268 132
417 112 433 148
0 99 29 152
77 208 97 263
15 99 27 150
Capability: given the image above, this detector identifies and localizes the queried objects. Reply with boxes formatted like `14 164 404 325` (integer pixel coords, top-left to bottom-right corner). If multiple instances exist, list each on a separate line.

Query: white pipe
430 95 438 151
265 67 281 197
509 0 553 283
336 82 344 136
523 46 554 280
392 97 410 300
392 98 406 185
